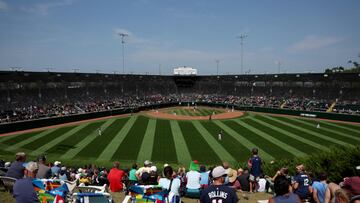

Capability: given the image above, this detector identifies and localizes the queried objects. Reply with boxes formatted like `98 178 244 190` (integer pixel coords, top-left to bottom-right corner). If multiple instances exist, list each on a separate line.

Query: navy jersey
250 156 262 177
294 172 311 199
200 185 238 203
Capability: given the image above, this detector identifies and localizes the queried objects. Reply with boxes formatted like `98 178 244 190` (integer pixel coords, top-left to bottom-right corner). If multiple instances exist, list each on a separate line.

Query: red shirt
107 168 125 192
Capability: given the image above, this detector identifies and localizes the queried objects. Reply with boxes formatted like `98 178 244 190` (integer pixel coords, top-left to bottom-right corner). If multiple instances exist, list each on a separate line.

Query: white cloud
21 0 75 15
0 0 8 10
291 35 344 51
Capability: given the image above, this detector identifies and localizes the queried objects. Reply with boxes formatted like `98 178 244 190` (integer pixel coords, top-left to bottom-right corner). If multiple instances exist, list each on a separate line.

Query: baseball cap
150 166 157 172
212 166 227 178
144 160 152 166
23 161 38 172
54 161 61 166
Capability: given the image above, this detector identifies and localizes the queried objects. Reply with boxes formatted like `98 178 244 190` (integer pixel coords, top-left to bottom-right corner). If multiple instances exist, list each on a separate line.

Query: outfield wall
0 102 359 134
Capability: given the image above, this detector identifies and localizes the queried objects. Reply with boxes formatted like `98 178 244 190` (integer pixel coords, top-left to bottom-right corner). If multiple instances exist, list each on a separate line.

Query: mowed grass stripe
249 116 325 152
78 118 130 159
152 120 178 163
229 119 292 159
192 121 236 163
137 119 156 164
178 121 221 164
1 131 45 145
299 119 360 138
214 120 274 161
170 121 192 165
335 122 360 131
291 118 360 143
112 116 148 161
255 115 341 148
5 129 57 151
269 116 352 146
238 119 306 157
30 123 90 156
22 126 76 150
96 116 136 161
47 121 105 155
61 119 116 159
200 121 249 163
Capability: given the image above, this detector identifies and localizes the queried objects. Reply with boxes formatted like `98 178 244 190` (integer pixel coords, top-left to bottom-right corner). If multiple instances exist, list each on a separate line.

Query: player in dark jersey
200 166 238 203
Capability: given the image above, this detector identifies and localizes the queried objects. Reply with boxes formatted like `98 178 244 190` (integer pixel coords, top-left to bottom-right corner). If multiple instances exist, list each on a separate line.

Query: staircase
326 101 337 112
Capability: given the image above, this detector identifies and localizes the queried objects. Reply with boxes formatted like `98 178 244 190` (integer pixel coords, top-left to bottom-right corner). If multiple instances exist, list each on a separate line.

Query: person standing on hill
248 148 262 193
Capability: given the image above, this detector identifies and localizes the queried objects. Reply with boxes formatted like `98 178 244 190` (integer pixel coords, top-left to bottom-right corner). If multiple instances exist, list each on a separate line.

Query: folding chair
71 192 113 203
0 176 17 193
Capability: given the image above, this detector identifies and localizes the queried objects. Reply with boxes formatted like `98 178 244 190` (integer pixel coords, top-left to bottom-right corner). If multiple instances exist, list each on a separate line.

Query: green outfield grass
165 107 224 116
0 109 359 167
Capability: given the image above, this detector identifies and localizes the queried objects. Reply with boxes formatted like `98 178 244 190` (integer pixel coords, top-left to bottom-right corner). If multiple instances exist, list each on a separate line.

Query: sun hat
228 168 238 183
54 161 61 166
23 161 38 172
212 166 227 178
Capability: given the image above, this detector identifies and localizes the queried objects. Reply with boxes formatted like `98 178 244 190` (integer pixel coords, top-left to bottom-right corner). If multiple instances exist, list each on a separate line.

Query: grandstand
1 71 359 125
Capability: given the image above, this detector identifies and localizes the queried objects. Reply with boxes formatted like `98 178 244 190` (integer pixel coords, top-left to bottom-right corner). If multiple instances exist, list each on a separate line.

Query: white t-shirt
158 178 181 196
135 166 151 177
257 178 267 192
186 170 201 189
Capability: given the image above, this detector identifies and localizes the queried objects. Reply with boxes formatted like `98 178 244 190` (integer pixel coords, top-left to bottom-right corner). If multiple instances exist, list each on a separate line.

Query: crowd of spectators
1 151 359 203
1 89 359 124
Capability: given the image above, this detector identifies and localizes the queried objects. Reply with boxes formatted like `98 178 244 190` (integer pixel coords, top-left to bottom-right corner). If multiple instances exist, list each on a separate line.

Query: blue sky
0 0 359 75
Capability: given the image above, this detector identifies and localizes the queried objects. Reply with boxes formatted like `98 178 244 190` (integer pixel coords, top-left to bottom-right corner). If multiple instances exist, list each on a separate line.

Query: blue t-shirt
294 172 311 199
312 181 327 203
6 161 25 179
13 177 40 203
250 156 262 177
273 192 299 203
200 172 209 185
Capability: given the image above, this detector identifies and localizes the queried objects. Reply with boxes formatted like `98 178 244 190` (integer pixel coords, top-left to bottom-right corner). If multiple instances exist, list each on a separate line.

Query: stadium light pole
236 34 247 75
118 33 128 74
276 61 282 74
215 59 220 76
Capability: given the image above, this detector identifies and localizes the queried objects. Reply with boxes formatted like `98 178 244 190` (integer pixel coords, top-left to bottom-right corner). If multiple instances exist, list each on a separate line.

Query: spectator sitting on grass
107 161 126 192
36 155 51 179
312 172 328 203
6 152 26 179
51 161 61 177
135 160 152 181
186 160 201 196
268 175 301 203
237 168 250 192
159 166 181 203
199 165 209 188
129 163 138 186
13 161 40 203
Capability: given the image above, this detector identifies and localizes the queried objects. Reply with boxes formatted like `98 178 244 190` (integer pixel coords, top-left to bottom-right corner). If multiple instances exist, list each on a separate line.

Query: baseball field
0 107 359 167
